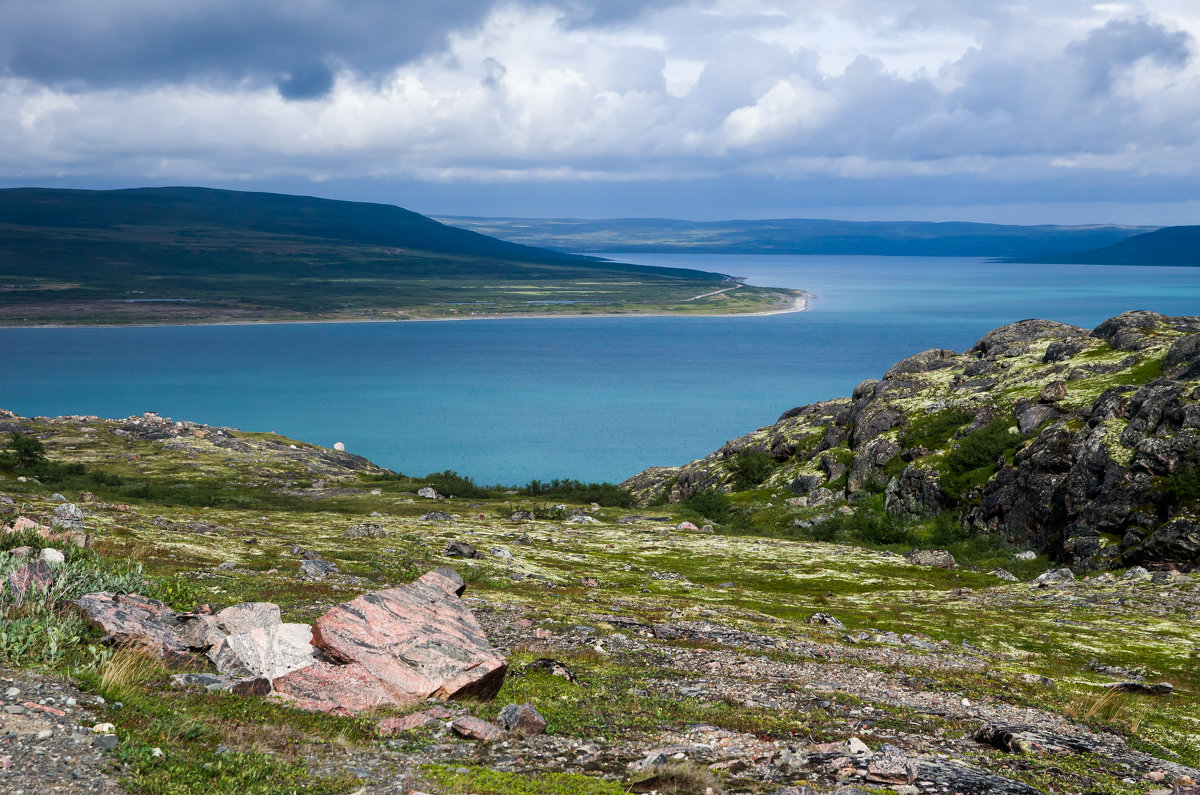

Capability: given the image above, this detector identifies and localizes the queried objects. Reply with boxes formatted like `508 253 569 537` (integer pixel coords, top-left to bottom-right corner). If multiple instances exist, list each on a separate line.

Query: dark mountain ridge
439 215 1153 258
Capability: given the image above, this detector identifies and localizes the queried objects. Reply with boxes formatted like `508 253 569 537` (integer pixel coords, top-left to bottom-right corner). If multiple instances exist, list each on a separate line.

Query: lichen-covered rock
884 348 958 380
624 311 1200 573
885 466 946 519
971 319 1087 358
906 549 956 569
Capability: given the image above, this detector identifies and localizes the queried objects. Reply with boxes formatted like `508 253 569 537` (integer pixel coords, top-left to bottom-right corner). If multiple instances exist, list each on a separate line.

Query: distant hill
437 216 1152 258
1023 225 1200 266
0 187 799 325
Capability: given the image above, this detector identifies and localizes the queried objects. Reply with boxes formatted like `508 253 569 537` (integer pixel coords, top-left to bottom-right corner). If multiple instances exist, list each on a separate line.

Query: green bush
1163 465 1200 504
419 470 491 499
683 489 732 523
728 449 776 491
0 539 158 667
900 408 974 451
941 416 1028 501
0 432 47 469
518 479 634 507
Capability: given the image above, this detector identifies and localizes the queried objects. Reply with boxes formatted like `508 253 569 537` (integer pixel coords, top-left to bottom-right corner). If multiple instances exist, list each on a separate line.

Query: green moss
422 765 627 795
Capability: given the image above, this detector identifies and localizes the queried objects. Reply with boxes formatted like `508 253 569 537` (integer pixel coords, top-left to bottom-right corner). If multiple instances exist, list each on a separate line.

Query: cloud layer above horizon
3 1 1200 219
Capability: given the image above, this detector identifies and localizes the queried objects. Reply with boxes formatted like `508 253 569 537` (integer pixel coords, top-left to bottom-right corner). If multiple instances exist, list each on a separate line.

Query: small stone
496 703 547 737
93 722 116 733
333 442 345 451
417 487 440 499
4 687 18 698
217 561 237 571
39 547 66 564
421 511 453 522
451 715 506 743
3 704 26 714
1016 550 1037 561
847 736 870 755
676 521 699 531
905 549 956 569
807 612 846 629
37 729 52 740
94 734 119 751
443 540 477 558
1033 567 1075 587
300 558 338 578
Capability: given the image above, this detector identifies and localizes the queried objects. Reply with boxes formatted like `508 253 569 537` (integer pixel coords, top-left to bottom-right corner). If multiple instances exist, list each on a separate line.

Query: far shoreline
0 291 810 331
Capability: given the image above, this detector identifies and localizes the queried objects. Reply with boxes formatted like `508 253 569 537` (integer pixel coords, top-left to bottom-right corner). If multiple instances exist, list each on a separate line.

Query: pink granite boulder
72 592 192 663
305 567 506 707
272 661 412 713
451 715 506 743
7 559 54 603
377 706 453 736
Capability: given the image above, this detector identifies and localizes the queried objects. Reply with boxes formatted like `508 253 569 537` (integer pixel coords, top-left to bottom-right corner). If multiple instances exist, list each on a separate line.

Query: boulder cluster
70 567 507 716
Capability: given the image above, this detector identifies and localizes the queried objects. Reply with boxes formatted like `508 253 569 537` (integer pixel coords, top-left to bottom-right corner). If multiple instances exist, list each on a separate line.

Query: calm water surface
2 255 1198 483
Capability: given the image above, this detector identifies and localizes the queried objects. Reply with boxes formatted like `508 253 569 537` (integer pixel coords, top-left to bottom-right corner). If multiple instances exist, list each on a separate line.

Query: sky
3 1 1200 224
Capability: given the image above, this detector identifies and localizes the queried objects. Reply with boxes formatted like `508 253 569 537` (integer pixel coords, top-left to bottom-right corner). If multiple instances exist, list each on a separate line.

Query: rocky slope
623 311 1200 572
1 360 1199 794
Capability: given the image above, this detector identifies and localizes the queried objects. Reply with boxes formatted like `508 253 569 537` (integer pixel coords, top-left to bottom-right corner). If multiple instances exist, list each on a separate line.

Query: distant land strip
0 187 801 326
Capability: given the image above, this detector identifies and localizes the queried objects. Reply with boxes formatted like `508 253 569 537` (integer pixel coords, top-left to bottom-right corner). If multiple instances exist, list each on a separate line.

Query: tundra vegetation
0 309 1197 795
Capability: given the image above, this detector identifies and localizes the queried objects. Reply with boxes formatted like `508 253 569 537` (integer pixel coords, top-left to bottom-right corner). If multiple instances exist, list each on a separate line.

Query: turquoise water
1 255 1198 484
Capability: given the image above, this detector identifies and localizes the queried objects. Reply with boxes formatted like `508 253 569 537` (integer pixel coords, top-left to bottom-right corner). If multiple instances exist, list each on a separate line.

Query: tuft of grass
97 648 166 705
629 761 723 794
1064 688 1153 734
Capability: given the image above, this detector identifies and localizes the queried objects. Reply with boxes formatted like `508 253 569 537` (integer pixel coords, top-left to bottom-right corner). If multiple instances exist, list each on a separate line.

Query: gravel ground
0 668 125 794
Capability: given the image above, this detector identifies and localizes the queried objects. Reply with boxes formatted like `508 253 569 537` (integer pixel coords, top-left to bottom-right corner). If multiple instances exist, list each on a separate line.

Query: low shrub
941 416 1029 501
517 479 634 508
682 489 732 523
900 408 974 450
728 450 776 491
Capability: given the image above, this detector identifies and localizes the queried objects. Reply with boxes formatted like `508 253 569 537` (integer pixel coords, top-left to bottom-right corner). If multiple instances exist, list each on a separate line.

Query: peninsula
0 187 801 326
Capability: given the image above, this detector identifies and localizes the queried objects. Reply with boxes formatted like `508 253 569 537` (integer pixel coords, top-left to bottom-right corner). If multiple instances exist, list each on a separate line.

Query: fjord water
2 255 1199 484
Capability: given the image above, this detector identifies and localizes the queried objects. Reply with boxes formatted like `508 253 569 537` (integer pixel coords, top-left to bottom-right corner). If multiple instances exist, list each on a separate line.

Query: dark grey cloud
0 0 688 100
0 0 495 97
1068 17 1192 96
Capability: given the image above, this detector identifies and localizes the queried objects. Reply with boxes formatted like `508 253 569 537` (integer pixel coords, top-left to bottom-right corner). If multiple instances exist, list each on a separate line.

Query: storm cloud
3 1 1199 220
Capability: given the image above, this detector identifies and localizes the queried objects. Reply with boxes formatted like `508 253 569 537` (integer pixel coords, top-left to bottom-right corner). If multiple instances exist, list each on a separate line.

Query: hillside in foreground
624 310 1200 574
0 311 1198 795
0 187 800 325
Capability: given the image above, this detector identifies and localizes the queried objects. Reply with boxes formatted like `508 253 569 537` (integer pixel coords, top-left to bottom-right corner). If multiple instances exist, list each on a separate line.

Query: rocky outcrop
306 568 506 707
623 312 1200 572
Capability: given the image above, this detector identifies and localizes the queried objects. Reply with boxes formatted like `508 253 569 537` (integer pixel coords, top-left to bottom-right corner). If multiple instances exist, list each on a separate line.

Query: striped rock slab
273 567 506 713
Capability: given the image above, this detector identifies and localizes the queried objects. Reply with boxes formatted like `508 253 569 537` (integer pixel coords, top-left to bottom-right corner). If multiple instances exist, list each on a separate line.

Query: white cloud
2 0 1199 211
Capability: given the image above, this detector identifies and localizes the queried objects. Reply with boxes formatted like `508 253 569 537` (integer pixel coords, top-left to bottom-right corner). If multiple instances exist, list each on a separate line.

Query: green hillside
0 187 799 325
439 215 1150 257
1029 224 1200 266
